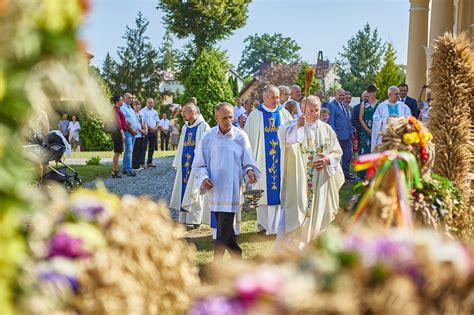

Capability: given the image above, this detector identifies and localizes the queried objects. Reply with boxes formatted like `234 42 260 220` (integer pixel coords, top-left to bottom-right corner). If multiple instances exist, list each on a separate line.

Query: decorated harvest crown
374 116 434 176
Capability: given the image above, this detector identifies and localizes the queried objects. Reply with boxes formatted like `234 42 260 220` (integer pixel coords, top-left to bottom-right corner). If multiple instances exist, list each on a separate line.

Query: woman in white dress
68 115 81 152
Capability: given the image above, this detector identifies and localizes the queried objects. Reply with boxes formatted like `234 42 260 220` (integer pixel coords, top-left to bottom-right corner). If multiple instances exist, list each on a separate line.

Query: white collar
305 120 319 129
216 125 235 137
262 104 278 113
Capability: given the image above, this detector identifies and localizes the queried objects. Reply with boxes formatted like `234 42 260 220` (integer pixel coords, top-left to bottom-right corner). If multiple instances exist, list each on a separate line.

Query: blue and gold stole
257 104 282 205
181 123 200 209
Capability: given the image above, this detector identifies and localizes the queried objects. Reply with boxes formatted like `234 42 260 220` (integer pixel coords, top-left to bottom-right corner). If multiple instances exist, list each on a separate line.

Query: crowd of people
110 93 182 178
167 81 431 260
89 81 430 259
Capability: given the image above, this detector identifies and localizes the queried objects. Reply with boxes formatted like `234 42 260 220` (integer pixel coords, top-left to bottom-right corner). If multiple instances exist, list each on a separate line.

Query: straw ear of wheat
304 66 316 97
428 32 473 199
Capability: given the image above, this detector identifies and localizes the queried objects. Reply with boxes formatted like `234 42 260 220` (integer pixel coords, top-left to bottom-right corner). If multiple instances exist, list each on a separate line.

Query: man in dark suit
327 88 354 181
398 83 419 118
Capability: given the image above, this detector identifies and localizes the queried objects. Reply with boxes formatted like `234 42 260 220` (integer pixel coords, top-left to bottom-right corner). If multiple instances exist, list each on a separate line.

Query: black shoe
146 163 157 168
112 171 122 178
127 170 137 177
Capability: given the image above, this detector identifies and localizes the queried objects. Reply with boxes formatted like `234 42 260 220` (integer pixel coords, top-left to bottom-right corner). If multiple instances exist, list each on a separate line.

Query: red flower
308 156 314 161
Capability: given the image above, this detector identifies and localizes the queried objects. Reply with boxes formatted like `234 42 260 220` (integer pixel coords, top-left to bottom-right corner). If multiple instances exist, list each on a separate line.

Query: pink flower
308 156 314 161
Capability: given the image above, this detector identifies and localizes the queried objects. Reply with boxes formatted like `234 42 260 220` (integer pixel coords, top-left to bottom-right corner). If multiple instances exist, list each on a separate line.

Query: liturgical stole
181 124 199 209
257 104 282 205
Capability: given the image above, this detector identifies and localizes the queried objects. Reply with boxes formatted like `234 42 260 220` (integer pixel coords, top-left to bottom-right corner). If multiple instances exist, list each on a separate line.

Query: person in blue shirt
120 92 141 176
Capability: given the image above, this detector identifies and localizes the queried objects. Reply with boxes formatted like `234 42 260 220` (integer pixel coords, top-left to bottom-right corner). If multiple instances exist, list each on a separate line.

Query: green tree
106 12 160 97
232 76 240 98
158 0 251 56
336 23 383 96
158 29 177 71
184 48 234 125
101 53 117 92
295 63 321 96
374 42 404 99
237 33 302 77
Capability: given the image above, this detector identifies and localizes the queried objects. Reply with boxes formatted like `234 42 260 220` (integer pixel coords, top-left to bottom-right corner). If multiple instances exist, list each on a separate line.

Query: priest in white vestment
277 95 345 246
244 85 292 235
193 102 260 260
371 86 412 152
170 103 210 226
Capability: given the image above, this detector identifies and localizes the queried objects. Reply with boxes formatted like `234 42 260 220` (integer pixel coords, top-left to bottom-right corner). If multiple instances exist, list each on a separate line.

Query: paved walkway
83 156 179 219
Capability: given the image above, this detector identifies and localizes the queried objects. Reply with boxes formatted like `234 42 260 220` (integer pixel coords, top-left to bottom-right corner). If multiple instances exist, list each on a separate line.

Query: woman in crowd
111 95 127 178
171 119 180 151
417 85 431 124
244 98 254 117
68 115 81 152
358 84 379 155
132 99 148 170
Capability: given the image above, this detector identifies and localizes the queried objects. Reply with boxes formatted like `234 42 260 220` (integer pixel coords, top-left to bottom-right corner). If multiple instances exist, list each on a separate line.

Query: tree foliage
237 33 302 77
184 48 234 125
336 23 383 96
158 0 251 56
374 42 404 100
248 63 301 100
158 29 177 71
101 12 160 98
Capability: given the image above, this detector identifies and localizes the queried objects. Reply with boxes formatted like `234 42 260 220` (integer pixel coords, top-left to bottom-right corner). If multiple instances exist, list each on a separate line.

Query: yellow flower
424 132 433 141
403 133 417 145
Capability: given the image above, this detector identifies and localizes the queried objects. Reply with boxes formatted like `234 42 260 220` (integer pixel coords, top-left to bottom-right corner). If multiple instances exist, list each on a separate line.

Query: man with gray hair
140 98 159 167
170 102 210 228
278 85 290 106
288 84 303 117
371 86 411 151
245 85 293 235
193 102 260 260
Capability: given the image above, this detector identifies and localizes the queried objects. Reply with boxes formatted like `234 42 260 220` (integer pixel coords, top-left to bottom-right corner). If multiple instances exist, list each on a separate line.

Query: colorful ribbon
351 151 421 230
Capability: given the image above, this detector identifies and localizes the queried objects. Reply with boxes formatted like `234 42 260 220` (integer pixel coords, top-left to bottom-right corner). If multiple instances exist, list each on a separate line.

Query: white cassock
277 120 344 245
244 104 293 234
170 115 210 224
371 100 412 152
192 126 261 218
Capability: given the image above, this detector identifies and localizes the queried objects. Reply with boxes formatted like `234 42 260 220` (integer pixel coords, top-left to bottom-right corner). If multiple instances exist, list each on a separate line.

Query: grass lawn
71 164 112 182
187 182 356 265
69 150 176 159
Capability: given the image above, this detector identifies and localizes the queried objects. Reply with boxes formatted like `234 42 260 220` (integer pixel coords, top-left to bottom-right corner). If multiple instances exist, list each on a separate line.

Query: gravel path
84 156 179 219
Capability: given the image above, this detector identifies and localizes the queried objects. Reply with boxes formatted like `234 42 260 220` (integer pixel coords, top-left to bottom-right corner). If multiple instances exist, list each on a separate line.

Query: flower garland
403 116 433 162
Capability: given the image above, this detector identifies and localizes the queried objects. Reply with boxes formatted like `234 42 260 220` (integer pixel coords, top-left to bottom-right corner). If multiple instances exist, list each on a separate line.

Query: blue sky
81 0 410 70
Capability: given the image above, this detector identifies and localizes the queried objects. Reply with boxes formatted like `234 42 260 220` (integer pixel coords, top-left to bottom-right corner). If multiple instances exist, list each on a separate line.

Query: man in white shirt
193 102 260 260
233 98 245 126
289 84 303 117
158 113 172 151
140 98 160 167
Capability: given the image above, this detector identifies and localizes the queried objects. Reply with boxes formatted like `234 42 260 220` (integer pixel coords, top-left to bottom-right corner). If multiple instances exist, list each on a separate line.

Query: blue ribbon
181 124 199 210
257 104 282 205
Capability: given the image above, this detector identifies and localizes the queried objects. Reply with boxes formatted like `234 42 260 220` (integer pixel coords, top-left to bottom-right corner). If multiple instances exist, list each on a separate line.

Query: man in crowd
289 84 303 117
120 92 140 176
140 98 159 167
245 85 292 235
193 102 259 260
158 113 172 151
170 103 210 228
278 85 290 106
398 83 419 117
327 88 354 182
233 98 245 126
277 96 344 248
371 86 412 151
344 91 353 113
314 90 328 108
58 114 70 140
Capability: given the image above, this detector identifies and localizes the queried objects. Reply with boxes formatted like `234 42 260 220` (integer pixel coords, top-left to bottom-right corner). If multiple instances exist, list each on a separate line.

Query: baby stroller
28 131 83 192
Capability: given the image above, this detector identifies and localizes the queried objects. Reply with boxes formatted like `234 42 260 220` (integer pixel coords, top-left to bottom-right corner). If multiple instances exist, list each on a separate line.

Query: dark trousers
338 138 352 178
214 212 242 260
132 137 145 169
160 131 170 151
142 132 157 165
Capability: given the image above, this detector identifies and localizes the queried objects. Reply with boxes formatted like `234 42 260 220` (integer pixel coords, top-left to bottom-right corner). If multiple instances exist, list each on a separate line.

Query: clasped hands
310 154 330 170
202 170 257 190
